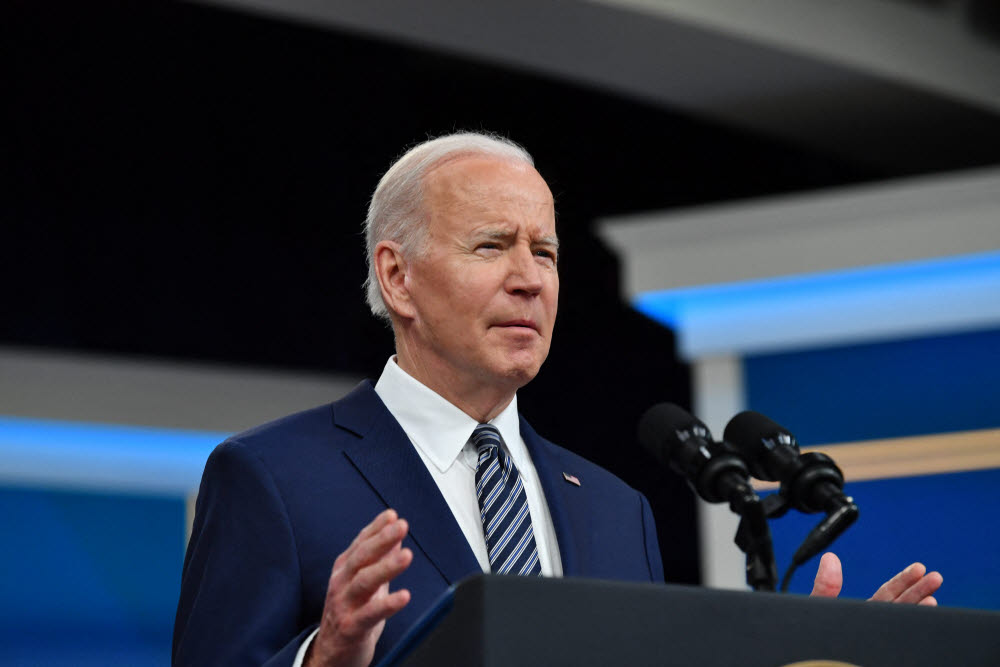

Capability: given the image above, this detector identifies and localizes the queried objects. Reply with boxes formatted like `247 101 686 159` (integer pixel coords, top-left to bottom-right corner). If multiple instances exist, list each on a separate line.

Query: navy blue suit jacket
173 381 664 666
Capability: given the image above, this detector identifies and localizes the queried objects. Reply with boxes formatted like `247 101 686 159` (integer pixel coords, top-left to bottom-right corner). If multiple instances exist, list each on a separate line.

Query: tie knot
471 423 502 457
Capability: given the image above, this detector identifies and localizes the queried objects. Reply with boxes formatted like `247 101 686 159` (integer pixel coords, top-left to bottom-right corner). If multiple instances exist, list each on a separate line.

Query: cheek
545 277 559 316
452 274 502 311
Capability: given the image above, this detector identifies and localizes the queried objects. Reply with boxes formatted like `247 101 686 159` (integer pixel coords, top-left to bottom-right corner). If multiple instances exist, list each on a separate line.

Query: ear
374 240 416 320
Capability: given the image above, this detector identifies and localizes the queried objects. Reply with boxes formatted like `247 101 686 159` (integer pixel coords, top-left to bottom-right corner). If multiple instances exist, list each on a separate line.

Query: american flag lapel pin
562 472 581 487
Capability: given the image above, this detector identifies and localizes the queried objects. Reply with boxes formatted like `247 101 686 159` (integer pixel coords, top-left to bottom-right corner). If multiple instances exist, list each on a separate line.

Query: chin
482 343 548 388
493 358 544 389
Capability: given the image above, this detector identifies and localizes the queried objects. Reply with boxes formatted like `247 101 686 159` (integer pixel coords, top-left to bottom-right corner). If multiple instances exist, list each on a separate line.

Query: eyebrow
478 229 559 247
535 236 560 251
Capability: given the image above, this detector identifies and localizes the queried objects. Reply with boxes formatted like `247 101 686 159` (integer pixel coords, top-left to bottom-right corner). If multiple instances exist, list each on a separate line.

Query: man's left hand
810 552 943 605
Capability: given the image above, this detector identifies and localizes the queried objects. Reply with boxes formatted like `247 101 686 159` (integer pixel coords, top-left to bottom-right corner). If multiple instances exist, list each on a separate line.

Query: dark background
4 1 941 583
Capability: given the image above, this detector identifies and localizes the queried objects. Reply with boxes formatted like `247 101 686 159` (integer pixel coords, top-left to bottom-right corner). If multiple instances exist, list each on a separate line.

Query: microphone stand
756 458 860 591
718 472 778 592
734 499 778 592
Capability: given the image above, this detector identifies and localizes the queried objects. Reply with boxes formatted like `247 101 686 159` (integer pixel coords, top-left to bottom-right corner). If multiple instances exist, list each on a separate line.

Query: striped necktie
472 423 542 576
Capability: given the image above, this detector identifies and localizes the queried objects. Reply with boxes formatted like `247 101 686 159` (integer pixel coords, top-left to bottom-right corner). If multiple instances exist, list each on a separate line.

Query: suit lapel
335 382 481 585
519 417 586 577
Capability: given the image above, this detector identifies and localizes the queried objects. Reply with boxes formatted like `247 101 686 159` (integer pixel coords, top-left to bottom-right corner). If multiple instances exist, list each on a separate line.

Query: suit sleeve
639 493 665 583
173 440 313 666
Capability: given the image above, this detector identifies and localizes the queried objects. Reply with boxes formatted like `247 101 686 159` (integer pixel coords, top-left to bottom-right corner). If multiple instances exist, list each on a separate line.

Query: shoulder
520 416 642 499
520 416 664 582
196 381 396 496
216 379 382 459
192 378 398 524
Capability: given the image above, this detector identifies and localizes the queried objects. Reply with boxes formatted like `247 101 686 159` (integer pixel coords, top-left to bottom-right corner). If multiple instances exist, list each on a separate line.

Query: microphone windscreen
638 402 707 466
723 410 786 446
723 410 794 481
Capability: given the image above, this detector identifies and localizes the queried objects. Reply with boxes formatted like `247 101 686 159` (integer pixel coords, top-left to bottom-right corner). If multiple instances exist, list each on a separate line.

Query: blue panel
635 249 1000 331
744 327 1000 444
769 468 1000 611
0 639 170 667
0 416 226 494
633 249 1000 358
0 486 185 664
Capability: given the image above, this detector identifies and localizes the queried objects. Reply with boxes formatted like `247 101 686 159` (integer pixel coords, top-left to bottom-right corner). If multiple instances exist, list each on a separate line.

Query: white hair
363 131 535 321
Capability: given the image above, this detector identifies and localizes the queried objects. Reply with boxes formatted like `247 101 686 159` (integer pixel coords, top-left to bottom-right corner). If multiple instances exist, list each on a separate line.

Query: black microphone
639 403 779 591
723 410 855 516
638 403 756 510
723 410 859 588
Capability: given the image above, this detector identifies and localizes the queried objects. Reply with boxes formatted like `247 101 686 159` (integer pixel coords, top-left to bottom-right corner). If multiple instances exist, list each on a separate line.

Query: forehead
422 155 555 232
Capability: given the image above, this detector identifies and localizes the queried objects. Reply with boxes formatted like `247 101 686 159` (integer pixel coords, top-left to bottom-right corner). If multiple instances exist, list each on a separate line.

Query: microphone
723 410 859 588
723 410 855 516
638 403 756 509
639 403 778 591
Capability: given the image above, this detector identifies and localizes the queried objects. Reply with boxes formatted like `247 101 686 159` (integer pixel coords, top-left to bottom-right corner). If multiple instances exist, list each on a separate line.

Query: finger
810 552 843 598
333 515 407 580
329 587 412 647
352 587 412 630
344 546 413 607
918 595 938 607
869 562 925 602
351 509 399 548
342 518 409 577
893 571 943 605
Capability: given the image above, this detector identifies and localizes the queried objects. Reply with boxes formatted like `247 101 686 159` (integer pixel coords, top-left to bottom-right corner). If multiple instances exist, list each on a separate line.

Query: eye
535 248 557 262
475 242 503 256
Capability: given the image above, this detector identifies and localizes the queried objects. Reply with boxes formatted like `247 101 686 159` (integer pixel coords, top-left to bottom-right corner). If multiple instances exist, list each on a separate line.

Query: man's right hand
306 509 414 667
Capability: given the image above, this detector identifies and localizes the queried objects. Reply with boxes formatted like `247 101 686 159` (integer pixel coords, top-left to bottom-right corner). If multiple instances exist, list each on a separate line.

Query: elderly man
172 132 942 667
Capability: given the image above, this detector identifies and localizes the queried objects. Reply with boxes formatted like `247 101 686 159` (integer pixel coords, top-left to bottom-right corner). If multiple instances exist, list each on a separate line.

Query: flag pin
562 472 581 486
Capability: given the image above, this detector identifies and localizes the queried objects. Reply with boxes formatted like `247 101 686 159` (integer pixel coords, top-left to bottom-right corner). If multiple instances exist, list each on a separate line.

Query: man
173 132 942 667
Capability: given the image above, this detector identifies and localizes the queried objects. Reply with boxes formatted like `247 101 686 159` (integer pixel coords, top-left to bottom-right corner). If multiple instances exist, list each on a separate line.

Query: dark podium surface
380 575 1000 667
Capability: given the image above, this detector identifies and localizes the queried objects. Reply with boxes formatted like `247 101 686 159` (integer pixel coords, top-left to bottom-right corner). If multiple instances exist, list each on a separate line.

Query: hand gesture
306 509 414 667
810 552 942 605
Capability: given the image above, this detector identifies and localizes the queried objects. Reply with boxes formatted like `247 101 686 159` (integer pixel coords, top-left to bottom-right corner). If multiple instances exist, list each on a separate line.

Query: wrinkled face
404 155 559 393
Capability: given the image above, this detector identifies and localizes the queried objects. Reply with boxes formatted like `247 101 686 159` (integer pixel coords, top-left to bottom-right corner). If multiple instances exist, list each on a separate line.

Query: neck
393 348 517 424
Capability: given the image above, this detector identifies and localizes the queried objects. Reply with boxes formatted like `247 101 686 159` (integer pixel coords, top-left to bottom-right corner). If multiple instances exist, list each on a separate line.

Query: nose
505 245 544 296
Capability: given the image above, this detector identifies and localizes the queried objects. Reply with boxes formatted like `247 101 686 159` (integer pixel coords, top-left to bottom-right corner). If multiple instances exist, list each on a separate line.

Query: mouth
494 319 539 332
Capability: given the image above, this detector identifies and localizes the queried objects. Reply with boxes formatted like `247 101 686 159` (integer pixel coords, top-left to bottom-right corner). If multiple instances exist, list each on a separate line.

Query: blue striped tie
472 423 542 576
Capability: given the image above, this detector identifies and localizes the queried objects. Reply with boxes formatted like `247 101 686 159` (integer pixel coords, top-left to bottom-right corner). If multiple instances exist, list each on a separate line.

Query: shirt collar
374 357 521 473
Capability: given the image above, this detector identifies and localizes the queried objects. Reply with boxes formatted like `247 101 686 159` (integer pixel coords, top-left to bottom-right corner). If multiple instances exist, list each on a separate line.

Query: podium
379 575 1000 666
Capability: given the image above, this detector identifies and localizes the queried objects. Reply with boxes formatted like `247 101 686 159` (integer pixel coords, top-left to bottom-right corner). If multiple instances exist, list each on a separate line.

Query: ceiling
192 0 1000 172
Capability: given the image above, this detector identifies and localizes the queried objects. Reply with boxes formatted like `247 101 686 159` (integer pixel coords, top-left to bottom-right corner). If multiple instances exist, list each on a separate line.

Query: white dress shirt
293 357 562 665
373 356 562 576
